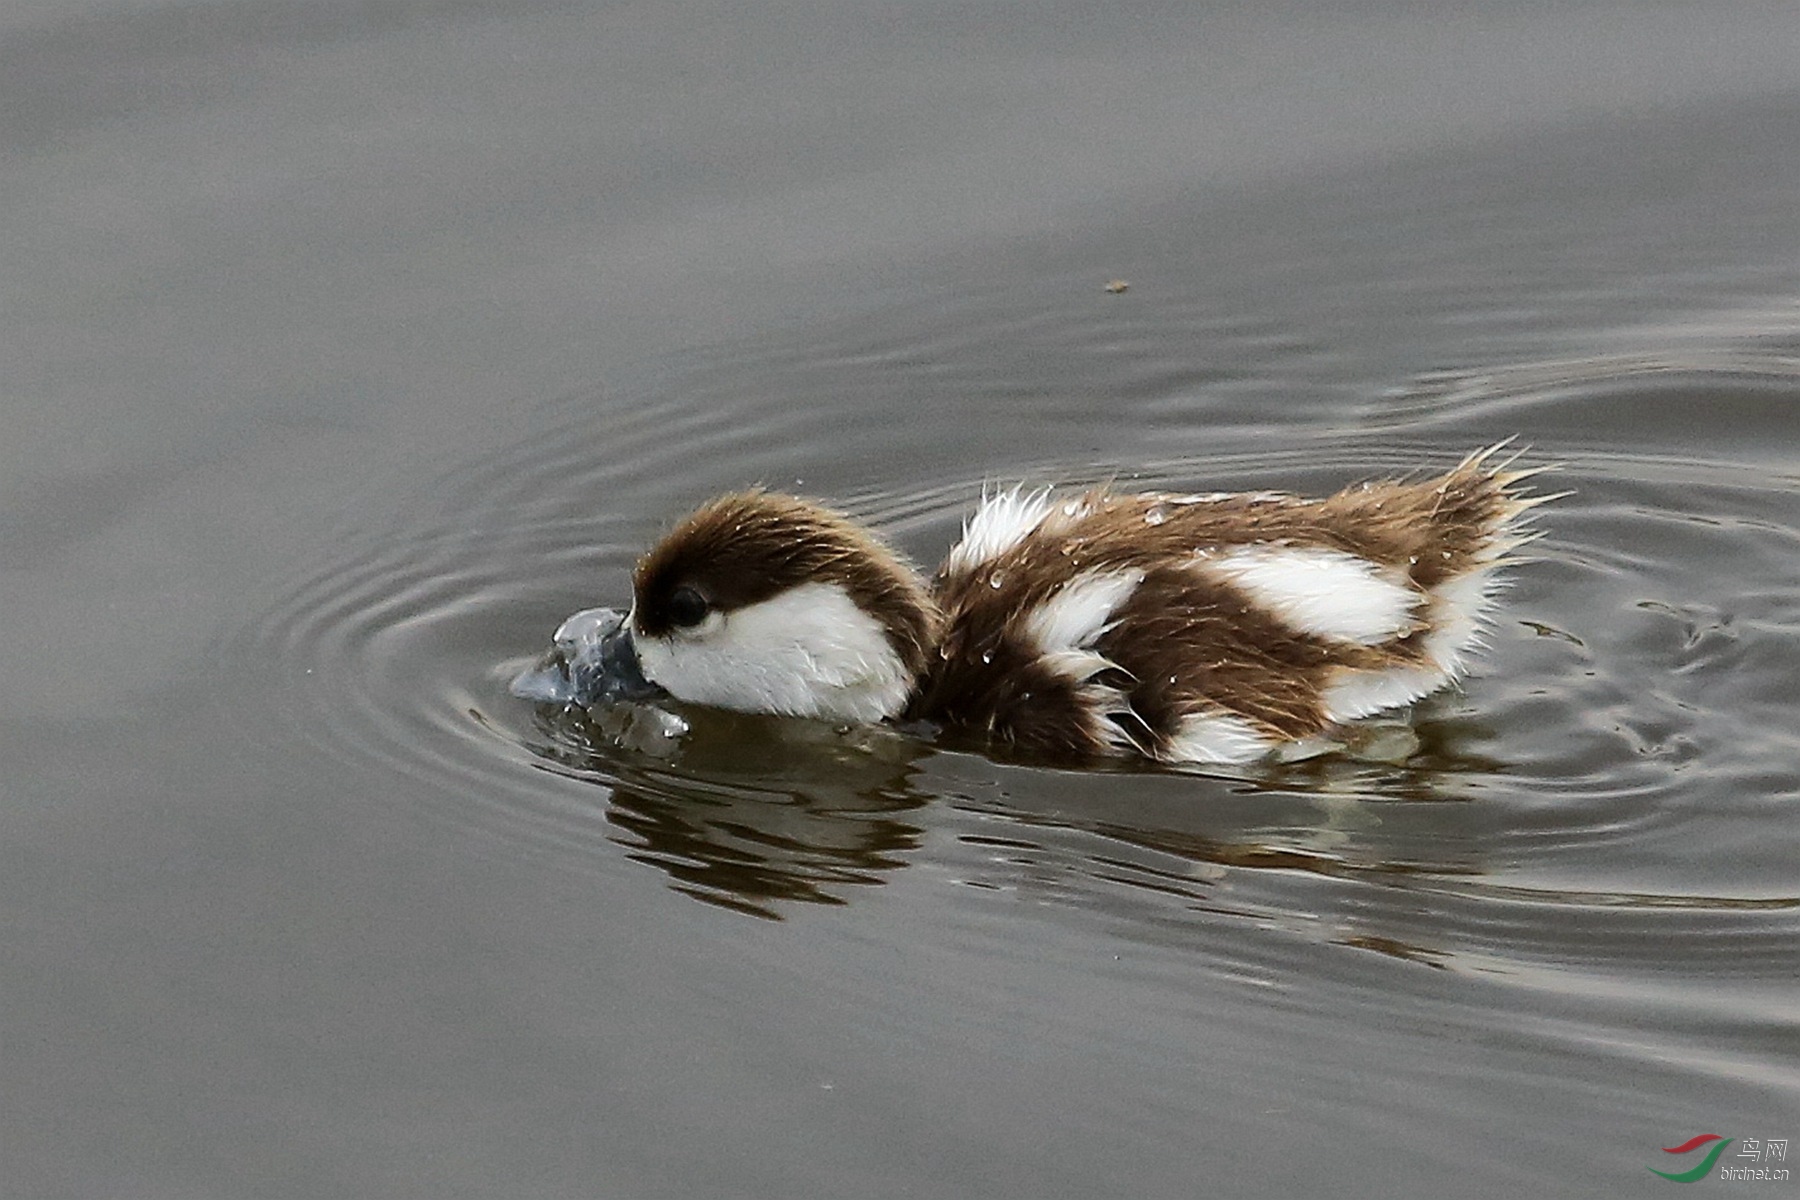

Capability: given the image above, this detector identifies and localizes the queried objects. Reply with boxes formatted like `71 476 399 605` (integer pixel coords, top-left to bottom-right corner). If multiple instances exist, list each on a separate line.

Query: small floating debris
1520 619 1586 647
1103 279 1130 294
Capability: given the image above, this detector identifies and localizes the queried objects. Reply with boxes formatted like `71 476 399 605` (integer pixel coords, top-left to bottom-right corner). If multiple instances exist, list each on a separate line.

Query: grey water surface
5 1 1800 1197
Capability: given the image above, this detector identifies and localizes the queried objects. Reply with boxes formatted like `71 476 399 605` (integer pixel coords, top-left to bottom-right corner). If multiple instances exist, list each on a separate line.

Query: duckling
516 446 1554 764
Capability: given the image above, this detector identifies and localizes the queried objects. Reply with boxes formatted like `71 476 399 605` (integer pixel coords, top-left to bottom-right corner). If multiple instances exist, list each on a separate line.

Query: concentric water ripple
219 350 1800 945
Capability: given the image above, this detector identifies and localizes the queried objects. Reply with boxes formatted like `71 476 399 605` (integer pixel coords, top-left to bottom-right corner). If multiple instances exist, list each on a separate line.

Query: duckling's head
617 491 940 723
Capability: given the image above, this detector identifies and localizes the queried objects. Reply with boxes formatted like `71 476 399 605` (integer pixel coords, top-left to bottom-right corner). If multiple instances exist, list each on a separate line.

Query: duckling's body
913 452 1545 761
528 447 1552 765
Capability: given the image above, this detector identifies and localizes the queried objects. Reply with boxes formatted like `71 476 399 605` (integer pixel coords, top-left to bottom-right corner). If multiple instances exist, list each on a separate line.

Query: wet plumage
583 446 1556 764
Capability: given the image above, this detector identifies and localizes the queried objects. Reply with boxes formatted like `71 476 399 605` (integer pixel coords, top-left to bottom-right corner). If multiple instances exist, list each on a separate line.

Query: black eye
666 585 710 629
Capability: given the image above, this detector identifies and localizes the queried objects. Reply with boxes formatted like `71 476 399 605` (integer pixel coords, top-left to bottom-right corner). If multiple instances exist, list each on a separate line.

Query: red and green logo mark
1652 1134 1734 1182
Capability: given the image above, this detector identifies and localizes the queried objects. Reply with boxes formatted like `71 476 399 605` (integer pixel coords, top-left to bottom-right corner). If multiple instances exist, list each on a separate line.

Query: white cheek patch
1202 545 1418 645
633 582 911 724
942 485 1055 574
1022 569 1145 658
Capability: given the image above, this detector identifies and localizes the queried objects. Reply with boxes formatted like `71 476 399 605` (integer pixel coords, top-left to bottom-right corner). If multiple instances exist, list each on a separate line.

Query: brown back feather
913 459 1522 756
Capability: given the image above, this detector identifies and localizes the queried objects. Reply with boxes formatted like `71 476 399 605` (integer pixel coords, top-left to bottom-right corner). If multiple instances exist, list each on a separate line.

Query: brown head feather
632 490 942 682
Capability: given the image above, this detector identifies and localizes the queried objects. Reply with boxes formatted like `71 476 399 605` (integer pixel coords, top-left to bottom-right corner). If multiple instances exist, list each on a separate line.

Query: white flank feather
1418 568 1495 676
941 485 1055 574
1203 545 1418 645
1320 664 1449 723
1165 711 1274 764
1022 569 1145 656
1320 563 1503 722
